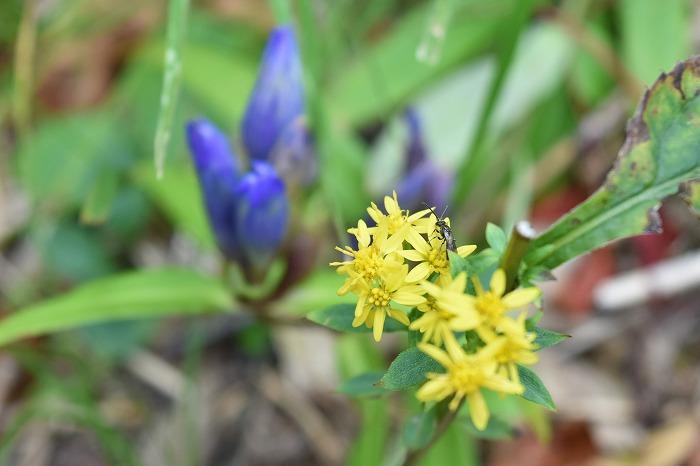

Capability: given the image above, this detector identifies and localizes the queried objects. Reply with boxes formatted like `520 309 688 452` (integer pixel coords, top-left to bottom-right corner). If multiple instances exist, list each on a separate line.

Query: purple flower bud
397 160 453 214
234 161 289 268
269 117 317 186
397 109 452 212
404 108 428 172
241 25 305 162
186 118 241 260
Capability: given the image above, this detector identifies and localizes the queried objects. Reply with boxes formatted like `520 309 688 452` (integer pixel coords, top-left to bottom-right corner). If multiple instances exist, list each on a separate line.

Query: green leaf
620 0 690 84
525 57 700 270
80 169 119 225
153 0 190 178
135 162 215 249
338 371 386 398
0 268 233 347
532 326 569 350
681 180 700 215
517 365 555 411
17 111 132 213
326 0 512 125
403 410 437 449
307 304 407 334
381 347 442 390
485 223 507 253
461 413 513 440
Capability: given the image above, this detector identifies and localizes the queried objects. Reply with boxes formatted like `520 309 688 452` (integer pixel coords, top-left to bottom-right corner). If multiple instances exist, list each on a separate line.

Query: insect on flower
423 203 456 258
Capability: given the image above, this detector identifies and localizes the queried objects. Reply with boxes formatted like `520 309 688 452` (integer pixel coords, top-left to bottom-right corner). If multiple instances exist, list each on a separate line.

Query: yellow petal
405 262 432 283
354 294 367 316
417 343 452 368
416 378 451 402
373 310 386 342
449 311 480 331
406 228 430 253
490 269 506 297
468 391 489 430
392 290 426 306
388 308 410 326
398 249 425 262
444 333 466 362
502 287 540 309
383 265 408 291
483 374 524 395
457 244 477 257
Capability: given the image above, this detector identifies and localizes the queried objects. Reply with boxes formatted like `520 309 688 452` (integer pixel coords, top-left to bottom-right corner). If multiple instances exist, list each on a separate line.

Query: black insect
423 203 456 258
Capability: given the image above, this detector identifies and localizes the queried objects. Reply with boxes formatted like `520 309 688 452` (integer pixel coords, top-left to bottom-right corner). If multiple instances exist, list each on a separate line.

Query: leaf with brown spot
525 56 700 270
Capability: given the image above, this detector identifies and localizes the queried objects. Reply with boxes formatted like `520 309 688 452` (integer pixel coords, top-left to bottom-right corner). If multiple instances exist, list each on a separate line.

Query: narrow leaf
307 304 407 334
533 326 570 350
525 57 700 270
338 372 386 398
0 268 233 347
485 223 507 253
154 0 190 179
517 365 555 411
381 347 442 390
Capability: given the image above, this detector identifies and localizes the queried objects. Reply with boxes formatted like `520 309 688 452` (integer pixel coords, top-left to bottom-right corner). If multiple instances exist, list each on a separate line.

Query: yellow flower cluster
331 192 541 430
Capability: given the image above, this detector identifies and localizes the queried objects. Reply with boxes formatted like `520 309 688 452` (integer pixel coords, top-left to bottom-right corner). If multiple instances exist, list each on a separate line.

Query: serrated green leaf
0 268 233 347
461 413 513 440
403 410 436 449
381 347 443 390
533 327 569 350
525 57 700 270
307 304 407 334
485 223 507 253
517 365 555 410
338 371 387 398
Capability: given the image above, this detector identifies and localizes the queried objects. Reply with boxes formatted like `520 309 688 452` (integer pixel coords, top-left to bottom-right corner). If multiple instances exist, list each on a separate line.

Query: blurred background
1 0 700 465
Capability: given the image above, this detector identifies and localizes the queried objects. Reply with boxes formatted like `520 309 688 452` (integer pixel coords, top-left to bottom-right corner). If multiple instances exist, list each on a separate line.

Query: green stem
402 404 461 466
227 259 286 301
500 221 535 292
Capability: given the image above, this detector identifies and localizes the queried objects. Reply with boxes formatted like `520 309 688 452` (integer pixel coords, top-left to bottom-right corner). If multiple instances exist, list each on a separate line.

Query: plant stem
500 221 536 292
402 404 461 466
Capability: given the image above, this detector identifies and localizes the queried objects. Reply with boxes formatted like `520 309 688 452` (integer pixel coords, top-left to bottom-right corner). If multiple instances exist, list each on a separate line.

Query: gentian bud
396 109 452 212
234 161 289 268
269 117 317 186
186 118 241 260
241 25 305 162
404 108 427 172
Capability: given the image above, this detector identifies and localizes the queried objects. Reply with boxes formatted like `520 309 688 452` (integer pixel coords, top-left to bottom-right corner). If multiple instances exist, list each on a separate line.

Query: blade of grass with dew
451 0 537 209
153 0 190 179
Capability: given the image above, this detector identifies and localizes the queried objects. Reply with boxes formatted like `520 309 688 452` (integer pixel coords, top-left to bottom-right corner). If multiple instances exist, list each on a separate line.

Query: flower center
354 246 383 279
367 285 392 308
451 361 485 393
426 246 448 271
386 212 406 234
475 292 505 322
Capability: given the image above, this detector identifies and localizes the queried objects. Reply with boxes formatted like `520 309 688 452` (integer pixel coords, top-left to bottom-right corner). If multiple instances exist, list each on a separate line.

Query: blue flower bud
404 108 428 172
186 118 241 260
397 109 452 212
242 25 305 162
269 117 317 186
234 161 289 268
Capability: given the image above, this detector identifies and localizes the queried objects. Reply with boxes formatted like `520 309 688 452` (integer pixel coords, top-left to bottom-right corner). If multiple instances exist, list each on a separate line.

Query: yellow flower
417 338 523 430
473 269 540 338
366 191 430 250
330 219 403 295
482 313 539 385
401 226 476 282
409 273 480 346
352 265 426 342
